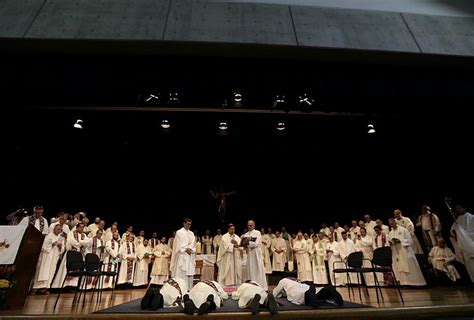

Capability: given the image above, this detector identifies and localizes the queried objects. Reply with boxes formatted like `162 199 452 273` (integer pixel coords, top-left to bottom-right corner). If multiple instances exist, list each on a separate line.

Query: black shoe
307 292 320 308
183 294 196 315
328 286 344 307
249 294 261 315
151 292 163 310
140 287 155 310
308 284 316 294
266 293 278 315
197 295 215 315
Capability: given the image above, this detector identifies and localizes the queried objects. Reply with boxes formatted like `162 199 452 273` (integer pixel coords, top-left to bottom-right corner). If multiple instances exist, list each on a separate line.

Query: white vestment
150 243 172 285
273 278 324 305
49 222 70 235
213 234 223 253
231 281 267 308
117 241 137 284
102 239 120 289
334 227 344 241
429 246 460 281
242 230 268 290
133 244 152 286
396 216 424 254
293 239 313 282
354 235 375 285
261 234 272 274
189 281 228 309
83 237 104 289
202 235 213 254
217 233 243 287
366 221 377 236
270 237 287 272
450 212 474 282
161 277 188 307
388 226 426 286
19 216 49 235
32 233 65 289
349 226 360 242
311 240 328 285
170 228 196 289
326 240 343 286
338 238 356 285
51 231 89 288
418 213 442 248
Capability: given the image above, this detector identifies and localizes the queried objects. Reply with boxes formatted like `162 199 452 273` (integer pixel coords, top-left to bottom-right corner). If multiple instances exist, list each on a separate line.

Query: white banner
0 226 27 265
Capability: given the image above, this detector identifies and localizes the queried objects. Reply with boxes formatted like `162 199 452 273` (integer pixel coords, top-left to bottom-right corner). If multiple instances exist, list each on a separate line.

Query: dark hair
374 225 382 230
341 231 347 235
184 218 192 223
33 205 43 211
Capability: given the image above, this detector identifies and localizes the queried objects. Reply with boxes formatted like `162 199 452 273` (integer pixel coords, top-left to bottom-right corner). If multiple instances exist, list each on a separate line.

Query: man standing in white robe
338 231 356 285
170 218 196 290
242 220 268 290
417 205 442 250
364 215 377 237
394 209 424 254
134 239 152 287
388 219 426 286
89 220 105 238
349 221 360 242
333 223 344 241
151 237 172 285
326 234 343 286
372 225 390 285
49 213 70 235
202 230 213 254
375 219 389 235
260 228 272 275
450 204 474 282
32 224 65 294
217 224 242 287
270 231 286 272
117 234 137 285
293 232 313 282
121 225 135 244
103 232 120 289
212 229 223 254
19 205 49 235
311 235 328 285
354 227 375 285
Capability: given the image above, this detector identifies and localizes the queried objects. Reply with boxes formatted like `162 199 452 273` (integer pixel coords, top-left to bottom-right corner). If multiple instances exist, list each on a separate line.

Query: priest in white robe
168 231 176 250
83 230 105 289
311 234 328 285
32 224 65 294
241 220 267 290
217 224 243 287
49 213 70 235
89 220 105 238
121 225 135 244
103 223 119 243
319 224 330 238
450 204 474 282
260 228 272 275
213 229 223 254
375 219 389 235
117 234 137 285
149 232 159 249
293 232 313 282
372 225 390 285
338 231 356 285
326 234 343 286
364 215 377 237
19 205 49 235
151 236 172 285
270 231 286 272
333 223 344 241
103 232 120 289
170 218 196 290
349 221 361 242
394 209 424 254
135 230 146 247
51 223 89 288
388 219 427 286
202 230 213 254
273 278 343 307
354 227 375 285
429 239 460 282
133 239 152 287
417 205 442 250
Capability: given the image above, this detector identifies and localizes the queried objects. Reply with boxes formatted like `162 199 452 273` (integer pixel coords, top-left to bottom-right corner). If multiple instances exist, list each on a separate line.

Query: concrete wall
1 0 474 57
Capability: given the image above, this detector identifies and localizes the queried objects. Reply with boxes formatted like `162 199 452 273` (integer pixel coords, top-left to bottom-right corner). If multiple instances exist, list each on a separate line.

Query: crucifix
210 190 237 223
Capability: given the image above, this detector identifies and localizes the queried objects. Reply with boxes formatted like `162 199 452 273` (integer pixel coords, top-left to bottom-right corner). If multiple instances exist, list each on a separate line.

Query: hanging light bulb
368 124 376 134
161 120 171 129
73 119 83 129
218 122 228 130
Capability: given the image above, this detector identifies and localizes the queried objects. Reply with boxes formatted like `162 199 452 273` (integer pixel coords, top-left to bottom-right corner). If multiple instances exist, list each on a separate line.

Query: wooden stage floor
1 286 474 319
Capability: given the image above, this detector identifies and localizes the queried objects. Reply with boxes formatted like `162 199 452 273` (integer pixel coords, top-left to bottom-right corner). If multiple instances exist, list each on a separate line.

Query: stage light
218 122 228 130
368 124 376 134
233 92 242 103
276 122 286 131
161 120 170 129
275 95 286 104
73 119 83 129
145 93 160 102
298 93 314 112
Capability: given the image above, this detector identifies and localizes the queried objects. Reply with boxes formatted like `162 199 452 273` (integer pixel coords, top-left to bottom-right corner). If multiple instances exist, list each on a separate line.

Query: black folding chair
77 253 103 306
370 247 404 303
100 260 119 300
54 251 85 309
333 251 364 301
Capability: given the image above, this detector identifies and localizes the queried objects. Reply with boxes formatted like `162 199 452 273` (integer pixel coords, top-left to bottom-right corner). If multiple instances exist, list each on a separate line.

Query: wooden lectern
5 225 44 309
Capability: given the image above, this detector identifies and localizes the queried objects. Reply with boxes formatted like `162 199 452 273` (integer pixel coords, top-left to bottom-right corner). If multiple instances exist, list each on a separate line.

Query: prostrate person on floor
231 280 278 315
183 280 228 315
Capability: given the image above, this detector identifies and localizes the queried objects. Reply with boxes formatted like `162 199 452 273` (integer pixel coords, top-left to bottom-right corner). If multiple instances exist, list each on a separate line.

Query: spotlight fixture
232 92 242 103
298 93 314 112
145 93 160 102
218 122 228 130
276 122 286 131
161 119 171 129
368 124 376 134
73 119 83 129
